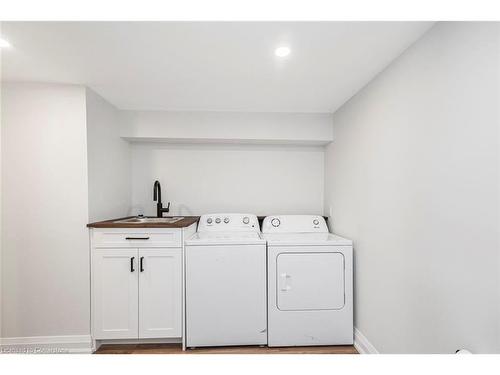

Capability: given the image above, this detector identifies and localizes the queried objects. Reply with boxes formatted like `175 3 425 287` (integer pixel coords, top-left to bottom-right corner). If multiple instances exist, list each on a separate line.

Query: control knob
215 217 221 224
224 217 230 224
242 216 250 224
207 218 213 224
271 218 281 227
313 219 320 226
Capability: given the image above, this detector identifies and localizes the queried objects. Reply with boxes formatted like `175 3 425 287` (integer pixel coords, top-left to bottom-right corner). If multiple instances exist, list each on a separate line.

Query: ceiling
1 22 434 113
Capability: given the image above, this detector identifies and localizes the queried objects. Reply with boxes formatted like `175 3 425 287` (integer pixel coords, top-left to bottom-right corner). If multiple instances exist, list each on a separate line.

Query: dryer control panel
262 215 328 234
198 213 260 232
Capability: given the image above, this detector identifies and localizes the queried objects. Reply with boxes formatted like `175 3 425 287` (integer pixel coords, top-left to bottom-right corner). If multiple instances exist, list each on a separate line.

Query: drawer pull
125 237 150 240
140 257 144 272
130 257 135 272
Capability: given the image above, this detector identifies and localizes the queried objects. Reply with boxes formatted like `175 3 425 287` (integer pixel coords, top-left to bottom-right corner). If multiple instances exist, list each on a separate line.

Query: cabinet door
139 248 182 338
93 248 139 339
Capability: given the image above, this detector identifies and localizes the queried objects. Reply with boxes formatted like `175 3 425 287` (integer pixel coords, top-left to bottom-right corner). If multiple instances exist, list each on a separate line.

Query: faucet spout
153 180 161 203
153 180 170 218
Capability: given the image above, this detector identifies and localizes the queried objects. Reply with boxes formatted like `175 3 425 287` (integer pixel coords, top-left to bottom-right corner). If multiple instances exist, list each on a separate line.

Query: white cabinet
92 247 181 340
93 248 139 339
139 248 182 338
90 226 195 342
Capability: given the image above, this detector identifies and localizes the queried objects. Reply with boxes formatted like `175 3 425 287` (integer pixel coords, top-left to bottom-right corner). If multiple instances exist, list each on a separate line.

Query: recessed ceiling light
0 38 11 49
275 46 291 58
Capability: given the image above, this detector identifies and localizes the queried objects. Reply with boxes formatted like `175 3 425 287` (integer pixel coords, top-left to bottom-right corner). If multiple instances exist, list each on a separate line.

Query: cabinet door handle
130 257 135 272
140 257 144 272
125 237 150 240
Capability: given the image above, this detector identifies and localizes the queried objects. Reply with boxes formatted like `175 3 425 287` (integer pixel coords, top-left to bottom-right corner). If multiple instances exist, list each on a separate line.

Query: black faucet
153 180 170 218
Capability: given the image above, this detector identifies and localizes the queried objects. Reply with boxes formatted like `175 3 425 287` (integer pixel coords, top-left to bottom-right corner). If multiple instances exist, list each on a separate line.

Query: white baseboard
354 328 379 354
1 335 92 354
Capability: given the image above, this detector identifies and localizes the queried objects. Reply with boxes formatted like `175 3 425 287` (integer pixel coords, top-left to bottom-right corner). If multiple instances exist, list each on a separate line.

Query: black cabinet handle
130 257 135 272
140 257 144 272
125 237 150 240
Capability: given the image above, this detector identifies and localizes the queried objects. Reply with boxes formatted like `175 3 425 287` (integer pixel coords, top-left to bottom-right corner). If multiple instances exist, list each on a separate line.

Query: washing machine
262 215 353 346
185 213 267 348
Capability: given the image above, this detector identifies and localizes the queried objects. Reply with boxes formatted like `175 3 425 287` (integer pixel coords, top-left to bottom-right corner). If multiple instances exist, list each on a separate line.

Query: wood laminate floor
95 344 358 354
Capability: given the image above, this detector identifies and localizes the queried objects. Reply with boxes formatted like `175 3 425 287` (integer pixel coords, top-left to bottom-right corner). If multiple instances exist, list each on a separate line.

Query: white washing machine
262 215 353 347
185 213 267 348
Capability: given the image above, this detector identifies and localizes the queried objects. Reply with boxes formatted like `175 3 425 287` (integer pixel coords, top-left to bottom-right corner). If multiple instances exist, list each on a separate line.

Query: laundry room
0 4 499 373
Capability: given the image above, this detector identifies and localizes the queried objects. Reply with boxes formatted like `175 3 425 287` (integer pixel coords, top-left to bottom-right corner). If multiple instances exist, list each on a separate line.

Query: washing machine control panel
198 213 260 232
262 215 328 233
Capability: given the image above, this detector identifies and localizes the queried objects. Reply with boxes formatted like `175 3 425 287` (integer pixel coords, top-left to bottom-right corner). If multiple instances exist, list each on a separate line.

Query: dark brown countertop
88 215 328 229
87 216 200 229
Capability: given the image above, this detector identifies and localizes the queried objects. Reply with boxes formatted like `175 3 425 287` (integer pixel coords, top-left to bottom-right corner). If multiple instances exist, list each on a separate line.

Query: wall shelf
121 136 331 146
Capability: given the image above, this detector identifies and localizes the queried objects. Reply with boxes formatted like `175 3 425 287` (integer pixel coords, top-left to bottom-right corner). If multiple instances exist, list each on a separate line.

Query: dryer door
276 252 345 311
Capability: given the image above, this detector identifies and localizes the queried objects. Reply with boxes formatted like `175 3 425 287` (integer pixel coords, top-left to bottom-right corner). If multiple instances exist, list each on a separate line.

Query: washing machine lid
185 231 266 246
262 232 352 246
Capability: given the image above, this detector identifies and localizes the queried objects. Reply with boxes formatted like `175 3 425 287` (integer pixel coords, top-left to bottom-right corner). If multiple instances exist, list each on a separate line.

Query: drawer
92 228 182 248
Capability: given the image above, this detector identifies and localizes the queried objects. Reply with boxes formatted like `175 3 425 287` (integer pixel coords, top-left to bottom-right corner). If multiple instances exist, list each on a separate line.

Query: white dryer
185 213 267 348
262 215 353 347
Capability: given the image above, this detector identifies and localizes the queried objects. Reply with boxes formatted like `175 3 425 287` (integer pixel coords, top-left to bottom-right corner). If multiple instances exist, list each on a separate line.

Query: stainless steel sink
115 217 184 224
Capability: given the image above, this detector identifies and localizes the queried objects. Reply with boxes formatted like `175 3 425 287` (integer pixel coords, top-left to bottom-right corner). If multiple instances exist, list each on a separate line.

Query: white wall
86 89 131 222
324 22 500 353
131 143 325 217
121 111 333 144
1 83 90 338
127 110 329 217
0 38 3 339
